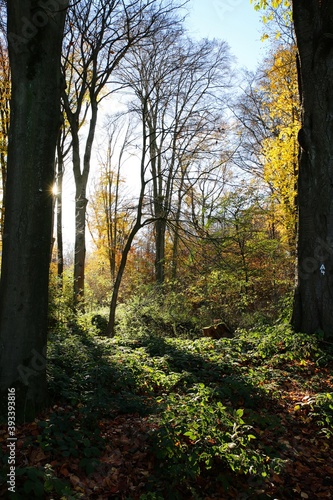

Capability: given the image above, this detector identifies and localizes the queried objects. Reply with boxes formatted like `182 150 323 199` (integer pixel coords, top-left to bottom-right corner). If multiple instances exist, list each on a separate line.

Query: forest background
0 0 295 334
1 1 333 499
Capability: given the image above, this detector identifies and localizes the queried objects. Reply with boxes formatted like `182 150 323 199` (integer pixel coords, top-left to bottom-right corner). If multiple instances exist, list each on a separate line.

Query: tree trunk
154 216 166 284
74 189 87 307
72 100 97 308
171 222 180 281
0 0 68 422
56 141 64 285
292 1 333 337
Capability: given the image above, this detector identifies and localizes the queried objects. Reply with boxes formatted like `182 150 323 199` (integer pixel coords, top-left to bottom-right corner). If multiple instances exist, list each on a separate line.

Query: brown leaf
60 467 70 477
29 448 47 464
69 474 81 486
272 473 284 484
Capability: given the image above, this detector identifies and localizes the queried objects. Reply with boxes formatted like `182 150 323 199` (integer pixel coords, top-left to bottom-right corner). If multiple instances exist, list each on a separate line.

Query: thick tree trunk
0 0 68 422
292 1 333 337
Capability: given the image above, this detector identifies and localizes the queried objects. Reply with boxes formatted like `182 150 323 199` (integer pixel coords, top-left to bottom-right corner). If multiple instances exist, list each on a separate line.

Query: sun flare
51 183 58 196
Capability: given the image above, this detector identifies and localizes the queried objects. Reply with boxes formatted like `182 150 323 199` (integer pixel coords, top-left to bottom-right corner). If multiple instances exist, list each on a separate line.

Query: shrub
115 284 200 339
91 314 108 335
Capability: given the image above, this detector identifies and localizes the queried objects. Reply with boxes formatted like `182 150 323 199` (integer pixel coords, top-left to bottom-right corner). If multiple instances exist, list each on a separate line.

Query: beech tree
253 0 333 337
0 0 68 421
103 34 231 335
62 0 183 307
119 33 231 284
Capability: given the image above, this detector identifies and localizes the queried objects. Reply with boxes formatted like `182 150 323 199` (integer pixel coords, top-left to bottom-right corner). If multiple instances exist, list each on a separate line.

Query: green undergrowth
2 321 332 498
48 322 332 494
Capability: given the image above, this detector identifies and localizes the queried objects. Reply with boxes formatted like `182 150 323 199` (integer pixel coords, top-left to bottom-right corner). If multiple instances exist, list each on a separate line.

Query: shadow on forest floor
1 326 333 498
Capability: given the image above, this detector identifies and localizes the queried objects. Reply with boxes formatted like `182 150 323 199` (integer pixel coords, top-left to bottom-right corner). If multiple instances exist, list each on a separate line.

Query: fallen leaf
60 467 70 477
29 448 47 464
69 474 81 486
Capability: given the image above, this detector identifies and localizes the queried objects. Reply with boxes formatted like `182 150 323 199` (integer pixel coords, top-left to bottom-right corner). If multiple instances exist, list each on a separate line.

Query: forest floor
1 323 333 499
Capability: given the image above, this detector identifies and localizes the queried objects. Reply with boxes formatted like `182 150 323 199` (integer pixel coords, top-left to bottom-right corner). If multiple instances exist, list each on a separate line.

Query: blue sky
62 1 266 247
185 0 265 71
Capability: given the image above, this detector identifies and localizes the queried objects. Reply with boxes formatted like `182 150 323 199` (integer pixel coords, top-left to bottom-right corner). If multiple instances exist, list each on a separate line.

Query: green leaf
183 431 198 441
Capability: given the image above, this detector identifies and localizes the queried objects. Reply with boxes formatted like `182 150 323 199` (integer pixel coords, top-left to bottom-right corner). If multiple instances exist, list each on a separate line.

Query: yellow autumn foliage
0 45 10 243
261 44 300 250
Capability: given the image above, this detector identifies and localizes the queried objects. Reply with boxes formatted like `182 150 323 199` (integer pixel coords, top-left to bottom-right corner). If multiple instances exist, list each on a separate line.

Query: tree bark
292 0 333 337
154 212 166 284
0 0 68 422
74 189 87 305
56 140 64 284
